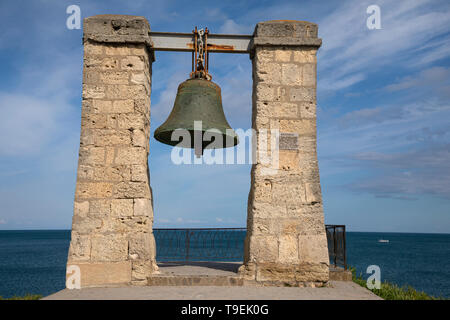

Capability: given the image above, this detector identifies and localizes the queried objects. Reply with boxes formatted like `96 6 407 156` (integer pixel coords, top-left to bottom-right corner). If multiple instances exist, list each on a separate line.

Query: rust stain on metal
187 43 235 51
207 43 235 51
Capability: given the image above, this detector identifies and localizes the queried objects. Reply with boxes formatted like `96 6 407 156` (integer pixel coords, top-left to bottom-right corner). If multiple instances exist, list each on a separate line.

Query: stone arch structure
67 14 329 287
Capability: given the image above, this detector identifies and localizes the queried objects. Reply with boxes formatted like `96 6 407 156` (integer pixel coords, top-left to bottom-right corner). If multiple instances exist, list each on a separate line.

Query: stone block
298 234 329 264
249 202 286 219
68 233 91 261
134 198 152 216
111 199 134 217
92 100 112 113
105 146 116 165
278 235 299 263
89 199 111 216
298 101 316 119
105 84 146 100
75 182 113 199
305 182 321 204
131 165 148 182
105 44 132 55
66 261 131 287
77 165 94 180
256 102 298 118
90 234 128 262
100 71 129 84
118 113 146 130
131 129 147 147
255 62 282 84
248 235 278 262
278 150 299 171
128 232 155 260
74 201 89 218
121 56 145 70
274 50 291 62
293 49 317 63
113 181 150 198
289 87 315 102
82 84 106 99
302 63 316 87
252 179 272 203
93 129 131 146
71 216 102 234
282 63 302 86
78 147 105 165
81 114 108 129
93 165 131 182
132 260 157 281
84 41 104 55
115 146 147 165
271 181 305 205
112 100 135 113
279 119 316 135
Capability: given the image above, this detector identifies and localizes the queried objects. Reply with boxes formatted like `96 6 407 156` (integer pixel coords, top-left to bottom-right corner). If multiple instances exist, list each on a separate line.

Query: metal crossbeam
149 32 252 54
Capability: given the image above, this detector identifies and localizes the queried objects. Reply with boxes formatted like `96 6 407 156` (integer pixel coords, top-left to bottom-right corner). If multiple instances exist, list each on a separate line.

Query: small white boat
378 239 389 243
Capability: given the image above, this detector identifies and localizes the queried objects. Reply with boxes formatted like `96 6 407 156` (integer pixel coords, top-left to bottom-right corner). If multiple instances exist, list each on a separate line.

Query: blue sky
0 0 449 233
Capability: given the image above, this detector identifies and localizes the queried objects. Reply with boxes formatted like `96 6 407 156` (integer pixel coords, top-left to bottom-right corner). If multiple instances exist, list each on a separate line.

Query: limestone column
240 20 329 286
67 15 157 287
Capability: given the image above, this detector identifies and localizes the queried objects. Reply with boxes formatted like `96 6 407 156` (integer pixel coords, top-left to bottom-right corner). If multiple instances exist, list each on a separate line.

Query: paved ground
45 281 380 300
45 262 380 300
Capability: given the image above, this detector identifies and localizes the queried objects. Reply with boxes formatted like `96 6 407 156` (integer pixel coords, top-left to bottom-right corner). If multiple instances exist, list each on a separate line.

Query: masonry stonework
67 15 158 287
68 16 328 288
239 20 329 286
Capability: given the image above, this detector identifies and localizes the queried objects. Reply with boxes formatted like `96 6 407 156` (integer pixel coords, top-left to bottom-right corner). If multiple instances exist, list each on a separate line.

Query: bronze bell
154 27 239 157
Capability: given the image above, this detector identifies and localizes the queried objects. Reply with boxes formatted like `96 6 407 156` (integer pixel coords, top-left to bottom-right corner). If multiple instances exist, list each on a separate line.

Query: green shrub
0 294 42 300
349 266 442 300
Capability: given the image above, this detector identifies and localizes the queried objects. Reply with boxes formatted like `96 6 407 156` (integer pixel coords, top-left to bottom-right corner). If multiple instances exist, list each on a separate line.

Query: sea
0 230 449 299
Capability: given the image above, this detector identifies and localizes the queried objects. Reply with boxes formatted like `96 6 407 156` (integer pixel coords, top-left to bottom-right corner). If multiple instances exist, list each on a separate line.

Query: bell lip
153 129 239 149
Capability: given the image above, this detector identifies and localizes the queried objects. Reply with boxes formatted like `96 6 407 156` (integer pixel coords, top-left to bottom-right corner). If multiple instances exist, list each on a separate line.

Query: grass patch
0 294 42 300
349 267 442 300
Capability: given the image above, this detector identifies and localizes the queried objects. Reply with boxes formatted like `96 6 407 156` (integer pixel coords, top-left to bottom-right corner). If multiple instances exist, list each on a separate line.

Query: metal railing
154 228 246 262
154 225 347 269
325 225 347 270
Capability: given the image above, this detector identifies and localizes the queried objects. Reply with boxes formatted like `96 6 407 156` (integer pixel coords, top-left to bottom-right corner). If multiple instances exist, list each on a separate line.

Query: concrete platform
44 262 379 300
44 281 380 300
146 262 352 286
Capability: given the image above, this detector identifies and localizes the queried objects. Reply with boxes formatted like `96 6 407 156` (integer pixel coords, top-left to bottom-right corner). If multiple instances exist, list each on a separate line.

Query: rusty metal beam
149 32 252 54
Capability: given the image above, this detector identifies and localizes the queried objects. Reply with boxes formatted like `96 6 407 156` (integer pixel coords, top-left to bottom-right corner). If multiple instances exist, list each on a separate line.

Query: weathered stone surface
75 182 113 199
121 56 145 70
298 234 329 264
115 147 147 165
247 235 278 263
113 181 150 198
67 261 132 287
244 20 328 286
90 234 128 261
89 199 111 216
111 199 134 217
74 201 89 217
128 232 155 260
134 198 152 216
131 165 148 182
68 14 157 288
282 63 302 86
68 233 91 261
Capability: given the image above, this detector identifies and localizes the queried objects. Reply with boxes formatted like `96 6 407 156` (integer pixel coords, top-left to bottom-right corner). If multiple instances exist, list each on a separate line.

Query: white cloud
219 19 251 34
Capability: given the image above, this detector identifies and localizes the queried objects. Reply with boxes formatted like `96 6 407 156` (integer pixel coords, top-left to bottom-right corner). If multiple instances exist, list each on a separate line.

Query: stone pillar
240 20 329 286
67 15 158 287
